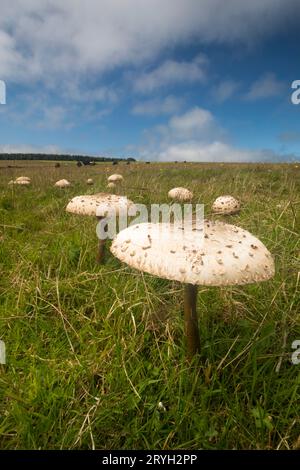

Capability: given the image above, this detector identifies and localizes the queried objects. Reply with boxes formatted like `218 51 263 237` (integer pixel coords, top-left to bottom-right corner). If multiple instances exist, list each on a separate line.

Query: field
0 160 299 450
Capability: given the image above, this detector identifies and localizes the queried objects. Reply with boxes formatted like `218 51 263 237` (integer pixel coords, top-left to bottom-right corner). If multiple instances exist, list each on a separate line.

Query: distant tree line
0 153 136 164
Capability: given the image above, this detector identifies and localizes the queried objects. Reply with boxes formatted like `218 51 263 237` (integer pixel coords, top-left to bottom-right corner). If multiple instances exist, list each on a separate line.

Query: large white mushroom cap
55 179 71 188
107 174 123 183
16 176 31 182
212 195 240 214
168 187 193 202
110 220 275 286
15 179 31 186
66 193 135 217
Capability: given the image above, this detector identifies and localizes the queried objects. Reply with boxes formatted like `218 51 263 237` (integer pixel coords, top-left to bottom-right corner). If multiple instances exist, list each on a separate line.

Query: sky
0 0 300 162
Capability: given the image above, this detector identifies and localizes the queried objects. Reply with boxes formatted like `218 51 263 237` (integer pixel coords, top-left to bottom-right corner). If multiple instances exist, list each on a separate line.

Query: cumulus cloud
212 79 240 102
154 141 295 162
132 95 184 116
137 106 299 162
149 107 227 145
133 55 207 93
0 144 62 154
63 83 119 104
0 0 299 85
168 107 214 138
244 73 284 100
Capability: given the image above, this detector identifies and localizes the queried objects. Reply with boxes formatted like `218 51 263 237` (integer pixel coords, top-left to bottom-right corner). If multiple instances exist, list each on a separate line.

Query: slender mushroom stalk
184 283 200 359
110 220 275 362
66 193 135 264
96 216 108 264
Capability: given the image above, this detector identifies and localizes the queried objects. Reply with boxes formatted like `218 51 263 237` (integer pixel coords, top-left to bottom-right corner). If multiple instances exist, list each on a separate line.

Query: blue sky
0 0 299 162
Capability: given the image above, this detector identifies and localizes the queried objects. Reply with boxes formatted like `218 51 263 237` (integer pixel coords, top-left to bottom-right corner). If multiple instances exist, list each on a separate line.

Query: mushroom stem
96 237 106 264
96 217 108 264
183 283 200 360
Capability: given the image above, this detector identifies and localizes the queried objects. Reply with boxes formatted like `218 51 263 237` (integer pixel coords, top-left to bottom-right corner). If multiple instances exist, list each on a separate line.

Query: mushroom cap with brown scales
168 187 193 202
66 193 135 217
212 195 240 215
107 174 123 183
110 220 274 286
55 179 71 188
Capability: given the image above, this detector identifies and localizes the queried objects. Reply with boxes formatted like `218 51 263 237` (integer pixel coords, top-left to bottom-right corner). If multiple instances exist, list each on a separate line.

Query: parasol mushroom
168 187 193 202
110 220 275 361
212 195 240 215
107 174 123 183
55 179 71 188
66 193 135 263
16 176 31 183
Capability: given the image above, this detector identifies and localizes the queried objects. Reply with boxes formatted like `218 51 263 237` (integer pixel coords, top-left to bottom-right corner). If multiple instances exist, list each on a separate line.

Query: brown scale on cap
66 193 135 217
110 219 275 286
212 195 241 215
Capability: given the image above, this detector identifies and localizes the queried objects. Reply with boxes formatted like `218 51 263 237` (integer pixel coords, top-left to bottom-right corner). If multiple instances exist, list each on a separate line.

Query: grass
0 160 299 450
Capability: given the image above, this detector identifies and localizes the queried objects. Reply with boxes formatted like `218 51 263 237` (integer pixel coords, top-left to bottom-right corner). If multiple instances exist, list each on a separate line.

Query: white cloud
168 107 214 138
0 144 62 154
244 73 284 100
0 87 114 130
141 140 299 163
137 106 299 162
63 83 119 104
154 141 278 162
133 55 207 93
132 95 184 116
149 106 226 145
36 105 71 129
212 79 240 102
0 1 298 85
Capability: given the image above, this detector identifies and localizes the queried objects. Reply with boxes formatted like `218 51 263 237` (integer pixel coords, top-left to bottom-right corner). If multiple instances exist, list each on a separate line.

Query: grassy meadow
0 160 299 450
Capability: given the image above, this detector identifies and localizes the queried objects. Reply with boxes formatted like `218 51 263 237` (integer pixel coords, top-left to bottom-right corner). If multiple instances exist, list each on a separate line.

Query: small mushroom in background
86 178 94 185
110 220 275 361
16 176 31 183
107 174 123 183
15 176 31 186
107 182 116 189
212 195 240 215
55 179 71 188
11 176 31 186
66 193 135 263
168 187 193 202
